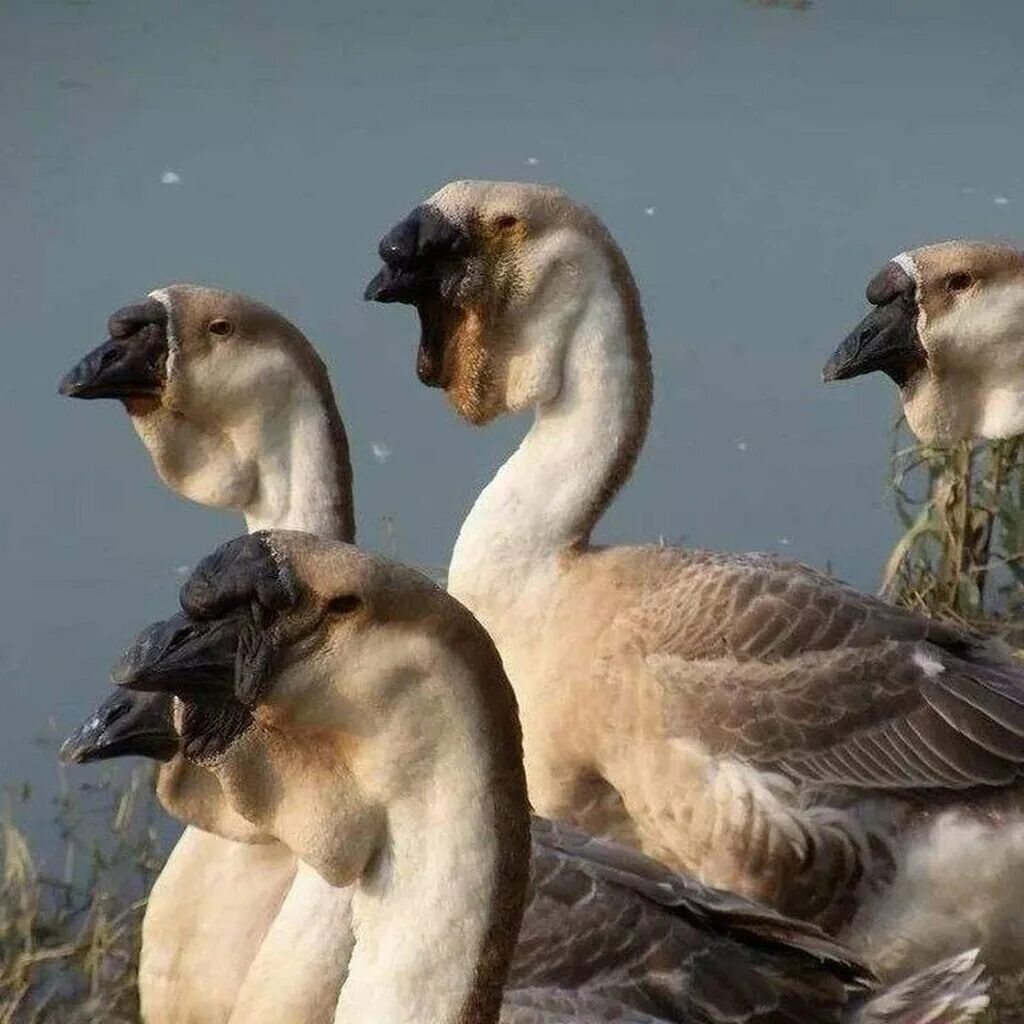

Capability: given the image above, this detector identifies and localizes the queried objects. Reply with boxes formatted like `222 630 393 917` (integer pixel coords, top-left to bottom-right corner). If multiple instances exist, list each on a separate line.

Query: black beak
363 207 470 304
824 259 928 388
60 690 177 764
113 611 243 703
823 299 926 388
364 207 470 387
364 214 423 303
58 299 169 400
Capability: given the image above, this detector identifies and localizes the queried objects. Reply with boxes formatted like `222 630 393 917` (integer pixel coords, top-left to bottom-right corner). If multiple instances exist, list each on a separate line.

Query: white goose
104 529 988 1024
59 286 355 1022
366 181 1024 973
824 240 1024 445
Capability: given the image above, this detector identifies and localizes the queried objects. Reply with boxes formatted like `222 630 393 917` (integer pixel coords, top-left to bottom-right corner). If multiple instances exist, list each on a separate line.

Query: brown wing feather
512 817 871 1023
605 547 1024 792
529 817 870 979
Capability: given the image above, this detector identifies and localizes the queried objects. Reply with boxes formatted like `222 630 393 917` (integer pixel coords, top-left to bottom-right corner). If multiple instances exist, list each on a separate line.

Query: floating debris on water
746 0 813 9
371 442 392 464
160 170 182 185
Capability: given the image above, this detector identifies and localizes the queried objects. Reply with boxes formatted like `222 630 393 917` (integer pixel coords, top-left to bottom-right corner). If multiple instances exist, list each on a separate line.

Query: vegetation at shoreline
883 425 1024 645
0 765 162 1023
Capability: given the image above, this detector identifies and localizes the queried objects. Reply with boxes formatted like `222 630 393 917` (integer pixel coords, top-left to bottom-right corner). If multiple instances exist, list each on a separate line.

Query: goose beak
363 265 422 304
823 300 926 388
59 299 169 400
365 207 470 388
363 211 425 304
113 611 242 703
363 207 469 303
60 690 177 764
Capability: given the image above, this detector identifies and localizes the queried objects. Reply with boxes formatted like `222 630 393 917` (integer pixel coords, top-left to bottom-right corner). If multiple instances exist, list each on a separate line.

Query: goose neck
333 646 530 1024
238 375 355 541
449 266 651 599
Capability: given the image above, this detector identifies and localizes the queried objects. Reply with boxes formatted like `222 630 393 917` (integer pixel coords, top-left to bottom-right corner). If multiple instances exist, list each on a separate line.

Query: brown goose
824 241 1024 445
100 529 987 1024
59 286 355 1022
365 181 1024 973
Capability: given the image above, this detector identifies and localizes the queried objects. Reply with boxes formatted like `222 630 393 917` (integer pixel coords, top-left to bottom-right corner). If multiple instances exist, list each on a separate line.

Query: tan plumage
825 240 1024 444
366 182 1024 972
112 530 989 1024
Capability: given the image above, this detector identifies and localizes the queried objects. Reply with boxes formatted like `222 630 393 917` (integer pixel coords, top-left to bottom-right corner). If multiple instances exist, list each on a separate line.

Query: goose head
60 682 266 843
824 242 1024 444
59 286 352 534
113 530 527 890
366 180 644 424
60 688 178 765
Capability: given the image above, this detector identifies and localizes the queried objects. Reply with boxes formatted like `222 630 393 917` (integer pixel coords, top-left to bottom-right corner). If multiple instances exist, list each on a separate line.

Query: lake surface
4 0 1023 847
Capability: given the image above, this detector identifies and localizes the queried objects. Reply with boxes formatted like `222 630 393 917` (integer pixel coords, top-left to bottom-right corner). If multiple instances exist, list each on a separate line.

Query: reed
883 418 1024 643
0 764 162 1023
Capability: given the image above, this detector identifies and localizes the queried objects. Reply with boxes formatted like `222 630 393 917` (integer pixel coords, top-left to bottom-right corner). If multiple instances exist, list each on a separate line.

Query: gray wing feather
622 548 1024 793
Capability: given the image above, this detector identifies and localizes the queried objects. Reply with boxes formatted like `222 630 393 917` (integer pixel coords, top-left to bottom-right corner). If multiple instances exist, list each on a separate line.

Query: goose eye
326 594 361 617
209 318 234 337
946 272 973 293
494 214 520 231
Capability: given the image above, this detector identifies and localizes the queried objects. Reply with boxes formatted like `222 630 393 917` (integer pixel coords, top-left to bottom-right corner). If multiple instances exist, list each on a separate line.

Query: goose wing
510 817 870 1024
608 547 1024 790
530 816 868 977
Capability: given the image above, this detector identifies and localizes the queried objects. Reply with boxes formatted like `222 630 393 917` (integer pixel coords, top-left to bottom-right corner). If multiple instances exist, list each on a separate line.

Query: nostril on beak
859 324 878 344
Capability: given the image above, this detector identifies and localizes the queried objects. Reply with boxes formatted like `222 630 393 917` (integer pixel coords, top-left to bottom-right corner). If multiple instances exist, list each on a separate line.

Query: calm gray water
3 0 1023 842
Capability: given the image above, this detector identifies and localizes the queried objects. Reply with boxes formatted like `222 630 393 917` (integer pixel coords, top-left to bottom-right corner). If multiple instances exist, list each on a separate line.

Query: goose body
366 182 1024 971
104 530 988 1024
824 241 1024 445
60 286 355 1022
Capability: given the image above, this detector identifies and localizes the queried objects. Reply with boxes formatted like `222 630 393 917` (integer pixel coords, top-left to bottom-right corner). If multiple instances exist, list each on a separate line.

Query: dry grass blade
0 765 164 1024
883 413 1024 646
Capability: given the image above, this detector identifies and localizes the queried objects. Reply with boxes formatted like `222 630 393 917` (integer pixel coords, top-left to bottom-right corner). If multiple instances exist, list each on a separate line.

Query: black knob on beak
865 262 914 307
379 215 421 267
108 298 167 339
366 207 470 303
376 207 469 269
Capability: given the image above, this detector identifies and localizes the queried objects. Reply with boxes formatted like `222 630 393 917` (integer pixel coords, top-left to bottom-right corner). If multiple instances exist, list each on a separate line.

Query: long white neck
333 662 528 1024
288 634 528 1024
448 265 650 606
239 375 354 541
231 861 352 1023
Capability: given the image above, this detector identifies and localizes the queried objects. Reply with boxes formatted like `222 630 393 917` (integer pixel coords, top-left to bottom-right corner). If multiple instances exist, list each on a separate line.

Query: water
3 0 1023 844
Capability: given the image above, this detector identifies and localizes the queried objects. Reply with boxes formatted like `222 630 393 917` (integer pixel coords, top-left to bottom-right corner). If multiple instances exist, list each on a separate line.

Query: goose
58 286 356 1022
62 687 355 1023
365 181 1024 973
823 241 1024 445
97 528 989 1024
